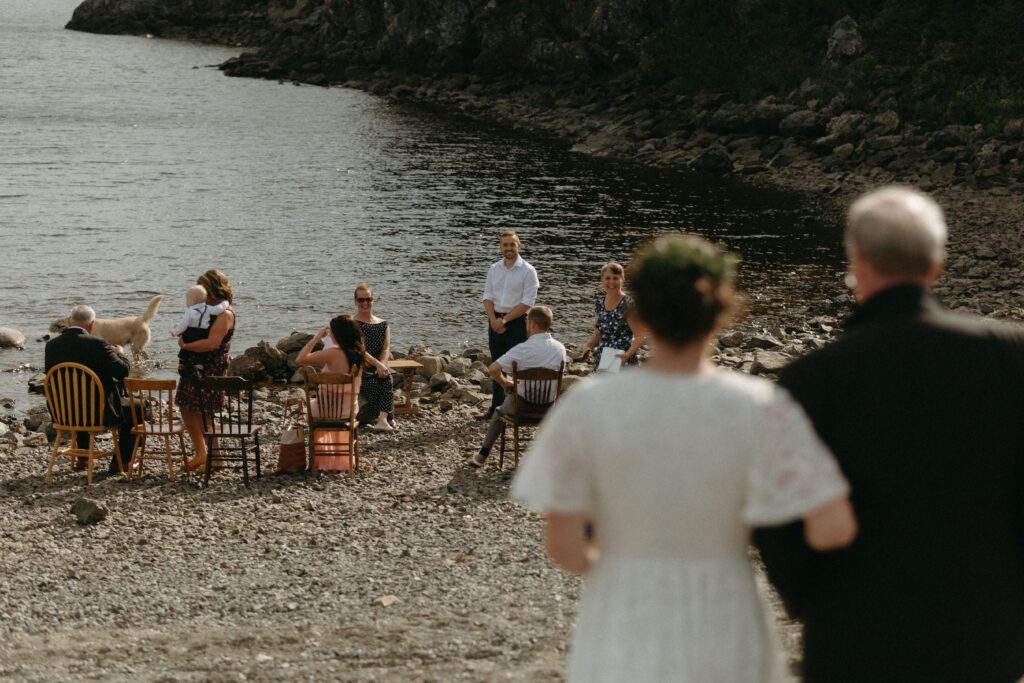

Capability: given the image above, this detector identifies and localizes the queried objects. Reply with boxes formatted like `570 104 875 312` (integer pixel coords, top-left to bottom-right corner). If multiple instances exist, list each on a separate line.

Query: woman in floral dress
580 262 643 367
176 269 235 471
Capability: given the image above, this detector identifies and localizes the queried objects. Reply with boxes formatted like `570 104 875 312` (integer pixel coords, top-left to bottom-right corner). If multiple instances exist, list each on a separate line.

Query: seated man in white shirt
470 305 567 468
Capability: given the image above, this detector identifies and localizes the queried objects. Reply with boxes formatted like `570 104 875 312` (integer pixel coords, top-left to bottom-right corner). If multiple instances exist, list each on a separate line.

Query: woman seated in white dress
511 234 857 682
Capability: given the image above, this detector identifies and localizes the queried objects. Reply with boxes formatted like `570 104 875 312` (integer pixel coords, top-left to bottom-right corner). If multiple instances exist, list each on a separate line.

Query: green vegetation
647 0 1024 128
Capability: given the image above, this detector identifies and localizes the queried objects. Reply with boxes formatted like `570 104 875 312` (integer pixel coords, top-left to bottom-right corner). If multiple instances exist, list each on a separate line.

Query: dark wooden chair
498 361 565 469
303 372 360 477
42 362 125 486
124 378 188 481
198 376 261 487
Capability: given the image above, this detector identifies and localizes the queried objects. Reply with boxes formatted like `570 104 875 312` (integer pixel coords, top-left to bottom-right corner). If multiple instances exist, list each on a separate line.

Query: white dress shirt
482 256 539 313
496 332 567 401
171 300 230 337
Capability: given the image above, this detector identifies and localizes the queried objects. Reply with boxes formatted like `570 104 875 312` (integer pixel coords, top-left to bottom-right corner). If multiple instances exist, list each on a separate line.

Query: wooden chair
198 376 261 487
498 361 565 469
303 372 360 477
42 362 125 486
124 378 188 481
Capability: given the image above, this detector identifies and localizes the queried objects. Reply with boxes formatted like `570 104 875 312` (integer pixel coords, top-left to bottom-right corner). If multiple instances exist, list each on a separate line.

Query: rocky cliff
67 0 669 82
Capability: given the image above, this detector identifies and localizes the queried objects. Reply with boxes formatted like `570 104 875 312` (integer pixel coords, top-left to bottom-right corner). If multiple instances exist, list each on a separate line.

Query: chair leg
44 430 62 484
86 433 96 487
69 430 81 472
351 439 358 478
203 436 214 488
514 422 521 468
498 423 507 470
305 430 313 473
254 433 261 480
241 437 250 487
164 435 175 481
178 433 190 479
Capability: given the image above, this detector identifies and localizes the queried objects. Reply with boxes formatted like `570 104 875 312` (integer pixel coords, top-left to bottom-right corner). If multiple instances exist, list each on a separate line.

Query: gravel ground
0 401 580 681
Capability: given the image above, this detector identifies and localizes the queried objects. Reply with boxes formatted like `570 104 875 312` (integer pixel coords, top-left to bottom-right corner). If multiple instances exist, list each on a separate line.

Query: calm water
0 0 845 407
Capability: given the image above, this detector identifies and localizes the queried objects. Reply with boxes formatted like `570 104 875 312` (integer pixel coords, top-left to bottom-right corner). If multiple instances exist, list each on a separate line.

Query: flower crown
636 234 738 283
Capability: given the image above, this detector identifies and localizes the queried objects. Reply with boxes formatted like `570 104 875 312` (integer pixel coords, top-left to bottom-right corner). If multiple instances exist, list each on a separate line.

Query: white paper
597 347 622 373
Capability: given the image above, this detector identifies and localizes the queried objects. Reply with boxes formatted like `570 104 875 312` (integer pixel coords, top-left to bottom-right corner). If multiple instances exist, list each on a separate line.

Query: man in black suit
44 304 137 475
754 186 1024 683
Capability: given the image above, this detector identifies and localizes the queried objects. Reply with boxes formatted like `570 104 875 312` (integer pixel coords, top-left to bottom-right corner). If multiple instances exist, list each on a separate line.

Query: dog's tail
141 295 164 323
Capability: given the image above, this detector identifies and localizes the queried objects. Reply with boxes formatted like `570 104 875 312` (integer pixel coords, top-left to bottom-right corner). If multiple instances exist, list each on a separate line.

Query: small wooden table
387 359 423 416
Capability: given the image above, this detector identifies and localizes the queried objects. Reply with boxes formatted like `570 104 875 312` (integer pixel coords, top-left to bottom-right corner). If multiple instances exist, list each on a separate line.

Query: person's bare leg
181 408 207 468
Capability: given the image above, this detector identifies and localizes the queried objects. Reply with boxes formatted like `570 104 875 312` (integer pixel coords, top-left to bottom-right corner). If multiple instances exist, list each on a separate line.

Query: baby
172 284 230 379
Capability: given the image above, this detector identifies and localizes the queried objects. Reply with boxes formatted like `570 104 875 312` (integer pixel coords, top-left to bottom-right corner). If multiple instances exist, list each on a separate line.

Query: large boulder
227 355 267 381
71 498 107 525
417 355 447 379
751 351 790 375
689 144 733 173
27 374 45 395
429 372 453 391
779 110 825 137
827 112 868 142
247 341 287 377
446 357 472 377
571 129 633 158
23 405 49 431
826 16 865 61
1003 118 1024 140
276 332 318 355
0 328 26 349
871 110 900 135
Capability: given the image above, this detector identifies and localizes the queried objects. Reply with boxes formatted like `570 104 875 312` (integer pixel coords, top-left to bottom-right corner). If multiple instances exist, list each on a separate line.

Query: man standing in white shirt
479 229 540 420
470 306 566 467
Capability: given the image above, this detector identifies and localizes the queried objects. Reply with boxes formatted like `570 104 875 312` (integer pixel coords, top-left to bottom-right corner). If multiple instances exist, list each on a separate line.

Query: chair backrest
44 362 107 429
304 372 358 425
511 361 565 412
124 378 177 432
198 376 255 434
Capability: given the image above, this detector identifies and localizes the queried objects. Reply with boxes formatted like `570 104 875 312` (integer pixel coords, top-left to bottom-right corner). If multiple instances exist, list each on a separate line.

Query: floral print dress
594 295 637 366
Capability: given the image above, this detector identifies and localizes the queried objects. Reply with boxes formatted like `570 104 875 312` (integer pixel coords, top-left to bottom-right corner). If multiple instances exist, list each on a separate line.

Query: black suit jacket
44 327 131 426
754 285 1024 683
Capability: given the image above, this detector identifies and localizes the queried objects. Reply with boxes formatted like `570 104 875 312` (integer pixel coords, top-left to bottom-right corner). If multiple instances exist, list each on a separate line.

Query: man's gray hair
845 186 947 277
69 305 96 325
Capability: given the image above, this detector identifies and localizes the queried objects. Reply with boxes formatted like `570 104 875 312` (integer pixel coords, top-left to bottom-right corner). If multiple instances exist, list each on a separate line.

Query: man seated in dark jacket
754 186 1024 683
44 304 137 475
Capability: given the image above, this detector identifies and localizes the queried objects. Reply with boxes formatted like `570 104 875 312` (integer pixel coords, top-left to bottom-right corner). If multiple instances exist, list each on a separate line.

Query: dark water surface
0 0 845 408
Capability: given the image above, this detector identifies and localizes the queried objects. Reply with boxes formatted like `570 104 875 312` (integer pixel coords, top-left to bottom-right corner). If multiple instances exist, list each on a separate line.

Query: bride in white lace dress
511 235 857 682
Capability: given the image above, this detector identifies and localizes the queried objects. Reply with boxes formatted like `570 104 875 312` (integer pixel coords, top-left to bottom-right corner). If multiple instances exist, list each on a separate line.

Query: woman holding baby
176 269 236 471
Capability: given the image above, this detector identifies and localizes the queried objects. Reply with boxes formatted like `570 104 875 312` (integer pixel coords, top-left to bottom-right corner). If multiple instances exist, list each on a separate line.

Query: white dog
50 295 164 360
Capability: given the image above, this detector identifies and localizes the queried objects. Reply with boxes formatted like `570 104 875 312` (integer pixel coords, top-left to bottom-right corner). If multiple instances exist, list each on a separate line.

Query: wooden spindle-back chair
43 362 125 486
198 376 261 487
303 372 360 477
124 378 188 481
498 361 565 469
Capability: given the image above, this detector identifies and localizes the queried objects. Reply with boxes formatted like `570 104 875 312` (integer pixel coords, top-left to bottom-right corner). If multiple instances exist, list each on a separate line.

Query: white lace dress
511 368 849 682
